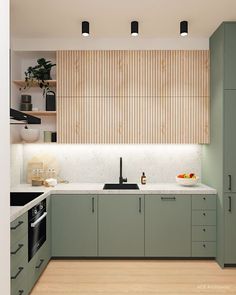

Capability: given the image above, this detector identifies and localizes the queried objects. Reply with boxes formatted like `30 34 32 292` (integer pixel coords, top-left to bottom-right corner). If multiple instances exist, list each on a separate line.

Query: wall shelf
13 80 57 87
23 111 57 116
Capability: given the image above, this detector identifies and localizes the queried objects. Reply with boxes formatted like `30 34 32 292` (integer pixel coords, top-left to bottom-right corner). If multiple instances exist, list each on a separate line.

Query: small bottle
141 172 147 185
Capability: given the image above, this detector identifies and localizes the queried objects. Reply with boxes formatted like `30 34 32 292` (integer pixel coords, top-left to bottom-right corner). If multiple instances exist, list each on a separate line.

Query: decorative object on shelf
176 173 199 186
20 58 56 96
46 90 56 111
51 132 57 142
44 131 52 143
20 94 32 111
141 172 147 185
20 126 40 143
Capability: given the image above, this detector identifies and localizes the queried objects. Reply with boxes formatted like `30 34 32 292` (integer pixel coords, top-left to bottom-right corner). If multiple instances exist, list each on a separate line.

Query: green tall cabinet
145 195 191 257
202 22 236 266
51 195 97 257
98 195 144 256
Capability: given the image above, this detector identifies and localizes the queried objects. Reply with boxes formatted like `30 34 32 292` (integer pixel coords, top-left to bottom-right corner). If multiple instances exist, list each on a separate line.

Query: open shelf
23 111 57 116
13 80 57 87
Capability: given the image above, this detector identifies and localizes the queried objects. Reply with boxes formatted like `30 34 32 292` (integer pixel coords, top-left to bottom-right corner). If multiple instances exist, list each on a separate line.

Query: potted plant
20 58 56 96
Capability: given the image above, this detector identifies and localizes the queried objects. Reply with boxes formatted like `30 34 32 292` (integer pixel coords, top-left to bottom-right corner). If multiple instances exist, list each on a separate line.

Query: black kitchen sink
10 192 44 206
103 183 139 190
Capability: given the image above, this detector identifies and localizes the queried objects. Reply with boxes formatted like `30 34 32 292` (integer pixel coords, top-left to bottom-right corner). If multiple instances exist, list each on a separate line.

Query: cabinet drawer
192 226 216 241
28 242 49 292
11 234 28 269
11 213 27 246
11 275 28 295
192 210 216 225
11 261 27 295
192 195 216 210
192 242 216 257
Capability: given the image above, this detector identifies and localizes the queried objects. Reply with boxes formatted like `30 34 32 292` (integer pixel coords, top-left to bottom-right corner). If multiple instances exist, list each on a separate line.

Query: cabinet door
98 195 144 256
51 195 97 256
224 90 236 192
224 23 236 90
224 194 236 263
145 195 191 257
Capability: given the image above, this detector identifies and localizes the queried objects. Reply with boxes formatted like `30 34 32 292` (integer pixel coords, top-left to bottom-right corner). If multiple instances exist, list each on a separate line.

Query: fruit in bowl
176 173 199 186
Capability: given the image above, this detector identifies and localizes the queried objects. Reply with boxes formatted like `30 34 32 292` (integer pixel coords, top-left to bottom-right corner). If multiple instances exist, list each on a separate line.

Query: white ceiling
11 0 236 39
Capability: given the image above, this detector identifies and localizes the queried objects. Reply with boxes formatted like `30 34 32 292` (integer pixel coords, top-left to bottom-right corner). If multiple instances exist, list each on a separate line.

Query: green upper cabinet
224 23 236 90
145 195 191 257
224 193 236 263
51 195 97 257
98 195 144 257
224 90 236 192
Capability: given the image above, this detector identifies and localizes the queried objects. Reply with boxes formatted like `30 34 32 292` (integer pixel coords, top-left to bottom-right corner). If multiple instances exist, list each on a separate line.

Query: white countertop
10 182 217 222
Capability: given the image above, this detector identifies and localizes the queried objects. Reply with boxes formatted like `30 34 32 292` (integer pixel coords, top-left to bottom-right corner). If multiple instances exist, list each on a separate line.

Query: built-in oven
28 199 47 261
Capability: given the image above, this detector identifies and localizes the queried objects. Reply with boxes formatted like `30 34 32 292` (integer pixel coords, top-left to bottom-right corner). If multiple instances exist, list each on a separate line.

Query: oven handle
30 212 47 228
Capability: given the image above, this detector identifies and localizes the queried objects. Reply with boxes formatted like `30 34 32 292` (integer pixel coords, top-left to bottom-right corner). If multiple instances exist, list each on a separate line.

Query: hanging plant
20 58 56 96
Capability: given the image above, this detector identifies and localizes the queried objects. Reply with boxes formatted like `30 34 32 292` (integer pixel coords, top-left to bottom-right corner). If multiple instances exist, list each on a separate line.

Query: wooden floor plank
30 260 236 295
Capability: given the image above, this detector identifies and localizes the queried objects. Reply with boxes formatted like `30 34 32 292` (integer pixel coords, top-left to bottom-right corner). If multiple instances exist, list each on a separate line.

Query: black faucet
119 157 127 184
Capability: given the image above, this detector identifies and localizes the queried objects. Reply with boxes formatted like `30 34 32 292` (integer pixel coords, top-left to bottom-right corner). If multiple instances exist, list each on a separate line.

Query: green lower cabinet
51 195 97 257
11 261 27 295
98 195 144 257
192 242 216 257
145 195 191 257
224 194 236 264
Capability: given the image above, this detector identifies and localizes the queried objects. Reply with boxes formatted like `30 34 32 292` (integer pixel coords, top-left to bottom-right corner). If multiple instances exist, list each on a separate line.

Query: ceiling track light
180 21 188 36
82 21 89 37
131 21 139 36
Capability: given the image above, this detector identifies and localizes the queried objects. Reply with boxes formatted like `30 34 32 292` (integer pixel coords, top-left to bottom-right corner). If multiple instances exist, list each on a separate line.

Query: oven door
28 212 47 261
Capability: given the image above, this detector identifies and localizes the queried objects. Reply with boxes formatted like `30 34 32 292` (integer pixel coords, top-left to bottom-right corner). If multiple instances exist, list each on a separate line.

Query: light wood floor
31 260 236 295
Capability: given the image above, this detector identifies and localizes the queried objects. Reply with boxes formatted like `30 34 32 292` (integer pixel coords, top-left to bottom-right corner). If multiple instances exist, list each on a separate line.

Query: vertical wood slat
57 50 209 144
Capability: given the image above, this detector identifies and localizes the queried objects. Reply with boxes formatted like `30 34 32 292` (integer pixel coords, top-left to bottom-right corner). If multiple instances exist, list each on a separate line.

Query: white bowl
176 176 199 186
20 128 40 143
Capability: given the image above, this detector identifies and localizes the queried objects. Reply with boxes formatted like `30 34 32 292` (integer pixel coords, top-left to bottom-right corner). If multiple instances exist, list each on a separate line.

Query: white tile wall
11 144 202 185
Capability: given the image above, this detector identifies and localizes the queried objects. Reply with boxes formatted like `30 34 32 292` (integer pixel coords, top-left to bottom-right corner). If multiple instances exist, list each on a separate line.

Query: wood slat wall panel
57 96 209 144
56 50 209 144
57 50 209 97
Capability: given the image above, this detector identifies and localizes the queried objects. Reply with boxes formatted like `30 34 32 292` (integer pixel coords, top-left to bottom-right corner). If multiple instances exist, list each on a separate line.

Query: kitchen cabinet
57 50 209 144
51 195 97 256
224 90 236 192
224 23 236 89
98 195 144 256
202 21 236 266
145 195 191 257
224 193 236 264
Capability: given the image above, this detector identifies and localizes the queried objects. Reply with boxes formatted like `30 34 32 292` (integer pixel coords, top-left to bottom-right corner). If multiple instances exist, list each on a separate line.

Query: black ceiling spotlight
131 21 139 36
82 21 89 37
180 21 188 36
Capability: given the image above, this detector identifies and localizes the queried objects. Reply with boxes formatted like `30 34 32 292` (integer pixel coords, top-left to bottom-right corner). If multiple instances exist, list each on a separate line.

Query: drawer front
11 261 27 295
192 195 216 210
28 242 50 292
192 242 216 257
192 210 216 225
11 275 28 295
192 226 216 241
11 213 28 246
11 234 28 269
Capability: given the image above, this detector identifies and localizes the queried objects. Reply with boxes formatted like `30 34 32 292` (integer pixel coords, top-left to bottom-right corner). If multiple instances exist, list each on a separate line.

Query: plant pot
41 71 51 81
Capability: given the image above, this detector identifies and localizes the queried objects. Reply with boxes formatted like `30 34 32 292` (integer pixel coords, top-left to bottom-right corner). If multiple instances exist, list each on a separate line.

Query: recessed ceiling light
82 21 89 37
180 21 188 36
131 21 139 36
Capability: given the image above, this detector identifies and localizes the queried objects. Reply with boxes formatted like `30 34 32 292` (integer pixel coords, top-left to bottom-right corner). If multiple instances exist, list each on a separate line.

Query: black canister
46 91 56 111
21 94 31 103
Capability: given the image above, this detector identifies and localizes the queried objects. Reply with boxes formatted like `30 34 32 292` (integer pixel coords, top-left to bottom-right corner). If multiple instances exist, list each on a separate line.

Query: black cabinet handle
228 196 232 213
203 228 206 232
11 221 23 230
161 197 176 201
92 197 95 213
203 213 206 216
139 198 142 213
11 244 24 255
203 244 206 248
228 175 232 191
35 259 44 269
203 197 206 200
19 290 24 295
11 267 23 280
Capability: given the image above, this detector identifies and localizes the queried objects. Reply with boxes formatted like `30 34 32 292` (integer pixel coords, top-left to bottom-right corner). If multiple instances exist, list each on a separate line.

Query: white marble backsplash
11 144 202 184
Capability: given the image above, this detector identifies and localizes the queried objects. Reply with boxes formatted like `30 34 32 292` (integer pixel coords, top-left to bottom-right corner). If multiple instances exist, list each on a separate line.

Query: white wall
12 144 201 185
0 0 10 293
12 37 209 51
